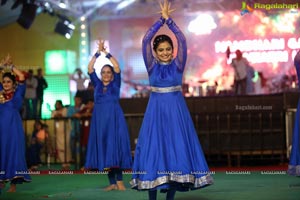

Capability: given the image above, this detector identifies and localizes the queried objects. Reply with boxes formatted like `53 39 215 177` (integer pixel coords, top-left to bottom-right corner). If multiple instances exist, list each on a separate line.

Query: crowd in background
20 67 95 171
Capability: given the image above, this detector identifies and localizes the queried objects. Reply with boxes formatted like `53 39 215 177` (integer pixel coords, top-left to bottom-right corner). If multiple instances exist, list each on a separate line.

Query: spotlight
54 18 75 39
41 1 55 16
58 0 67 9
17 3 38 29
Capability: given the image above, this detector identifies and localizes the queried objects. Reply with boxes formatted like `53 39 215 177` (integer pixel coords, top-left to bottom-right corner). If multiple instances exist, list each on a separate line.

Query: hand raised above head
97 38 106 52
159 0 175 20
1 54 13 66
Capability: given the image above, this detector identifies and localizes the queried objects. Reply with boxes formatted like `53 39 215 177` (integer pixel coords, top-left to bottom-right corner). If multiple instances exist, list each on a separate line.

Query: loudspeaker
17 3 38 29
54 20 74 39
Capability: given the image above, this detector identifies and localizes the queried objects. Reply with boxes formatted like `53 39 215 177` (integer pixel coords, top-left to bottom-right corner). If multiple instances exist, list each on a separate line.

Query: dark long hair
101 64 114 74
2 72 16 84
153 34 174 51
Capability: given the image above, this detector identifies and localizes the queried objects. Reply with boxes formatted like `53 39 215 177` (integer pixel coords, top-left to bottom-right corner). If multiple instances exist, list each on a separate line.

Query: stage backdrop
90 9 300 98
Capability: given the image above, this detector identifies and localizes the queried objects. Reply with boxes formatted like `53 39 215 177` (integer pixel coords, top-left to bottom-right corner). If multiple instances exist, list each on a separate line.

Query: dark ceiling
0 0 298 29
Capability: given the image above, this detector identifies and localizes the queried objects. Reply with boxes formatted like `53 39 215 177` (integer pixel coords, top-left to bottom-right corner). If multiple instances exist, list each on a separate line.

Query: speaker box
54 21 69 35
17 3 38 29
54 20 74 38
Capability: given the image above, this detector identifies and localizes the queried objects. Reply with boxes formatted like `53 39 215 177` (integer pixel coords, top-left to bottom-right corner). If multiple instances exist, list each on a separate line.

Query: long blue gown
131 18 214 191
84 72 132 170
288 54 300 176
0 82 31 184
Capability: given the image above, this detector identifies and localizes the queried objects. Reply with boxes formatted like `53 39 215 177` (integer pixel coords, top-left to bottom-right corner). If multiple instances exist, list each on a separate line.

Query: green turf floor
1 169 299 200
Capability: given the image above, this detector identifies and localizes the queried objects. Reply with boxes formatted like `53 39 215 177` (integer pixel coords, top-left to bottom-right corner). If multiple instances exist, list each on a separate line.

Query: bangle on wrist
105 53 112 59
159 16 165 24
166 18 173 25
94 52 100 58
10 65 14 71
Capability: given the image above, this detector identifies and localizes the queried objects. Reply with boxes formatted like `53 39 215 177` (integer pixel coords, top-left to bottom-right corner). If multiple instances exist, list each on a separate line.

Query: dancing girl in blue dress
84 39 132 191
130 1 213 199
288 50 300 176
0 54 31 193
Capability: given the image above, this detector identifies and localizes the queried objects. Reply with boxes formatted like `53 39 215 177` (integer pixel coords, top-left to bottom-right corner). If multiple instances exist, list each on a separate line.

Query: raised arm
100 41 122 88
12 66 25 82
104 52 121 88
166 18 187 71
96 38 120 74
87 47 100 87
142 18 164 72
2 54 25 82
160 0 187 71
88 55 97 75
102 50 120 74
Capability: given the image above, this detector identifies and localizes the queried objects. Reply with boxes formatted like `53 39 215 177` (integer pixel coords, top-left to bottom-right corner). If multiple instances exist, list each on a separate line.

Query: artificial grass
1 168 299 200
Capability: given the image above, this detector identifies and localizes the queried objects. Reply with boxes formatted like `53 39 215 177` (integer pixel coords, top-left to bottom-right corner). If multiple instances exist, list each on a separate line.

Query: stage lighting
54 19 75 39
16 3 38 29
58 0 67 9
116 0 136 11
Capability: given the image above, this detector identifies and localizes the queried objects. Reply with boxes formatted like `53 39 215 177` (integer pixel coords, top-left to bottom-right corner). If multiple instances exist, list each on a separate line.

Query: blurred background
0 0 299 118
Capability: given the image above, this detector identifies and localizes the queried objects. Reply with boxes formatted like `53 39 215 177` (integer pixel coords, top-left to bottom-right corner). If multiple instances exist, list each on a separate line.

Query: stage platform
22 92 300 168
0 164 299 200
119 92 300 167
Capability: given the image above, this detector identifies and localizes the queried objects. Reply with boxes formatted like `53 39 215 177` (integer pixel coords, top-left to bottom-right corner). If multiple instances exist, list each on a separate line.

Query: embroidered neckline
102 82 111 93
0 90 14 103
103 86 107 93
158 61 171 65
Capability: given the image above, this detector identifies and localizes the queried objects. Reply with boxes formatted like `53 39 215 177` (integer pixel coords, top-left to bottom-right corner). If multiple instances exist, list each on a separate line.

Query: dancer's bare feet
30 165 38 171
116 181 126 191
7 184 16 192
103 184 118 191
62 164 70 170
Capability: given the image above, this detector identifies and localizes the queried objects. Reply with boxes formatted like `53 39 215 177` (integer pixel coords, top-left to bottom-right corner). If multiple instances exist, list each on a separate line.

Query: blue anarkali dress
0 82 31 185
131 18 214 191
84 71 132 171
288 54 300 176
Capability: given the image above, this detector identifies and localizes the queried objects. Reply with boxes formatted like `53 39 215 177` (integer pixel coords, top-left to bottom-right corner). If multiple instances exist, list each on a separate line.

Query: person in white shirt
25 69 38 119
71 68 89 99
231 50 249 95
51 100 71 170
